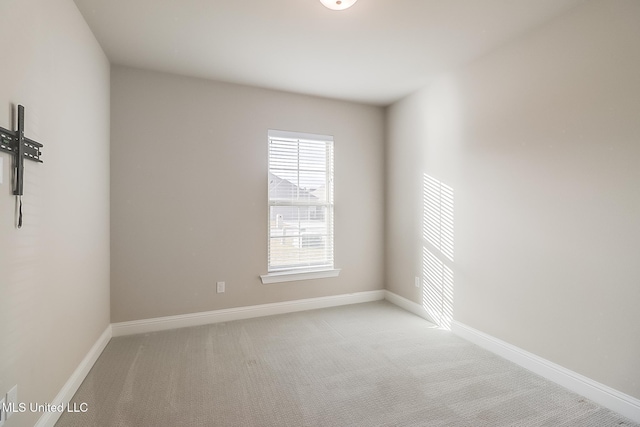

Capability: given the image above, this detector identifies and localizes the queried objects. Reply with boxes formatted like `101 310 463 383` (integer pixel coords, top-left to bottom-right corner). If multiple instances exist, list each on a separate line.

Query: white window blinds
268 130 334 273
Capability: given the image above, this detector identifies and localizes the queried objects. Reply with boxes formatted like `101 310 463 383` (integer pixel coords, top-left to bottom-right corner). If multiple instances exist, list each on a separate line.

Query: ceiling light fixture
320 0 358 11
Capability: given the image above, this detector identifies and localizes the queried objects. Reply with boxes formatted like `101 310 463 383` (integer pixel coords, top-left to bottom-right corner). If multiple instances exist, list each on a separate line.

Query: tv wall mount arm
0 105 44 228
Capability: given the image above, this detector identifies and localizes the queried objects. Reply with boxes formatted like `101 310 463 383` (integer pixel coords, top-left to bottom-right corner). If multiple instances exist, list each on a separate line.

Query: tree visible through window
268 130 334 273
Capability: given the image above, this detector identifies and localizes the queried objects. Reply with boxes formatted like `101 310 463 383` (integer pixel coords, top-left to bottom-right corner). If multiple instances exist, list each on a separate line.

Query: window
261 130 339 284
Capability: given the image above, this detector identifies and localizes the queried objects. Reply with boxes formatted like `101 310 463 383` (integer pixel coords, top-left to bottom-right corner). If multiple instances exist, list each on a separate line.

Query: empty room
1 0 639 426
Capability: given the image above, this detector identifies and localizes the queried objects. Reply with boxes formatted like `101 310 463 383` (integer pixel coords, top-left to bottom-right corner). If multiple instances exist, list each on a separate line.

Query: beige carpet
56 301 638 427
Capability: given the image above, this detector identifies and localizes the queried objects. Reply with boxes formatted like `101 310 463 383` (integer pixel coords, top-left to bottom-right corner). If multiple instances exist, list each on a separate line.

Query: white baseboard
382 290 640 424
33 291 383 426
112 290 386 337
35 325 112 427
383 290 436 324
451 320 640 424
37 291 640 425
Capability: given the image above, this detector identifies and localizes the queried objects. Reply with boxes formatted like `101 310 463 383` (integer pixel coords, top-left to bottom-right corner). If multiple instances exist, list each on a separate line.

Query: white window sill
260 268 341 284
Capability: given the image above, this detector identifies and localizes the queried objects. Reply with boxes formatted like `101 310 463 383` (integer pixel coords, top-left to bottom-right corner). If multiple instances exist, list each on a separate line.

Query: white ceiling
74 0 586 106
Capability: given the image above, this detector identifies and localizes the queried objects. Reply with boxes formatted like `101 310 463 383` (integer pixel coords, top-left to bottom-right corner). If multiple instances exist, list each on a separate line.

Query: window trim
260 268 341 284
265 129 337 281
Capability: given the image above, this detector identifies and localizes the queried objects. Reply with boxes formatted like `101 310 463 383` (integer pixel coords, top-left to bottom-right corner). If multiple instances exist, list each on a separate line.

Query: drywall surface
111 66 384 322
386 0 640 399
0 0 110 426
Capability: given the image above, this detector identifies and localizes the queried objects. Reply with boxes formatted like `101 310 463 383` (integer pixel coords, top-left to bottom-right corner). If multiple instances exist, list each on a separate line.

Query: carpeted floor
56 301 638 426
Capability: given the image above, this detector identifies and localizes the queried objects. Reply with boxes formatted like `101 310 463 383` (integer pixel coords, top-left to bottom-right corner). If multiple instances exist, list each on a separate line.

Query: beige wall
4 0 637 421
386 0 640 399
0 0 110 426
110 66 385 322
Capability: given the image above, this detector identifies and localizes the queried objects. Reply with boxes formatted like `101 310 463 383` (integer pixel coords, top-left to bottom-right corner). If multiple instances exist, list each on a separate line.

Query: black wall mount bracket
0 105 44 228
0 105 43 195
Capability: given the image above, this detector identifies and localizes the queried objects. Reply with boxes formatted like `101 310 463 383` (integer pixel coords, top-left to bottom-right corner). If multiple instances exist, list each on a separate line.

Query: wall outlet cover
216 281 225 293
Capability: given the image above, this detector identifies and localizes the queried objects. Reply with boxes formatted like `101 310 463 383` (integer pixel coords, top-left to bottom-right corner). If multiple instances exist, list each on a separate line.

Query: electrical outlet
415 276 421 288
216 281 225 293
6 385 17 419
0 396 6 427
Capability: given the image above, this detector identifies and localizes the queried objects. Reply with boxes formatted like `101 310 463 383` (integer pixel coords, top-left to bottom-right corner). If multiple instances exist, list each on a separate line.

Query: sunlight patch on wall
422 247 454 329
423 174 454 261
422 173 455 329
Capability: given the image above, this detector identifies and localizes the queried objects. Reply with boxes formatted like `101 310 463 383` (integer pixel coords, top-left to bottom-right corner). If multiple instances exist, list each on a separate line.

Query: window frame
260 130 340 284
